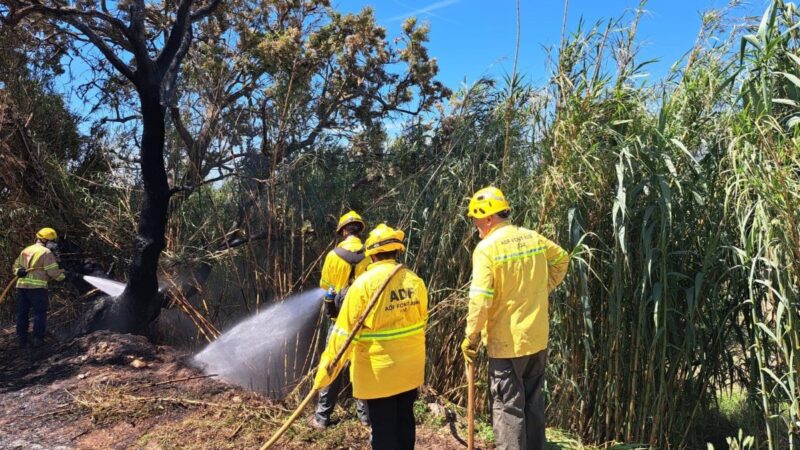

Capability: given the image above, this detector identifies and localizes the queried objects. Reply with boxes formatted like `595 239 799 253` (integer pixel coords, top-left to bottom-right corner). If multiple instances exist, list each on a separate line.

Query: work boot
306 415 328 430
31 337 44 348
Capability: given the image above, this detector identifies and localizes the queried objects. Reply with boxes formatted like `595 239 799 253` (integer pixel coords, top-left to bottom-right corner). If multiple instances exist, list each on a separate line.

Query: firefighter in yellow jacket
314 224 428 450
310 211 371 428
11 227 66 348
461 187 569 450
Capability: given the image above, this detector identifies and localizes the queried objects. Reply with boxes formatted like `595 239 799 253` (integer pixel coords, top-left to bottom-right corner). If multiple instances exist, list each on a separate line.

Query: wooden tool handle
467 362 475 450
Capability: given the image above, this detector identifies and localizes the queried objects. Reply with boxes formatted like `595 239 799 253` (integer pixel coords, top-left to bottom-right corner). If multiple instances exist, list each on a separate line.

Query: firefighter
313 223 428 450
461 187 569 450
309 211 371 428
11 227 66 348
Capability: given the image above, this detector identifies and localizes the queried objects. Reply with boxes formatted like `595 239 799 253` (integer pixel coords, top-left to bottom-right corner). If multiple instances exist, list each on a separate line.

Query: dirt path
0 329 480 449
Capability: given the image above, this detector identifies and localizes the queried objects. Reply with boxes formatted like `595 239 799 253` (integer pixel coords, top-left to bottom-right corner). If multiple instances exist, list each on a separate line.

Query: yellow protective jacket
466 223 569 358
314 260 428 399
12 243 65 289
319 235 369 292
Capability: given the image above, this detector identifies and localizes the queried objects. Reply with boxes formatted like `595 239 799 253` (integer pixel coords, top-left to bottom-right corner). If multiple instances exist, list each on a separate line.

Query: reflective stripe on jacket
319 235 369 292
314 260 428 400
13 243 65 289
466 223 569 358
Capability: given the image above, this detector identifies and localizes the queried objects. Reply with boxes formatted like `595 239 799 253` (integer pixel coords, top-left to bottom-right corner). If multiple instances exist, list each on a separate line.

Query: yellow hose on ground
260 264 405 449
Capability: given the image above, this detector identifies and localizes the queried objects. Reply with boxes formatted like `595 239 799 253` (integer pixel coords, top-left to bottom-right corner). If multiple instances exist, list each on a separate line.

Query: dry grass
2 1 798 449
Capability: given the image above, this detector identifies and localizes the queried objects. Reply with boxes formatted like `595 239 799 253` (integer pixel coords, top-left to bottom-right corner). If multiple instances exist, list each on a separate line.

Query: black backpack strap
333 246 365 285
333 247 365 265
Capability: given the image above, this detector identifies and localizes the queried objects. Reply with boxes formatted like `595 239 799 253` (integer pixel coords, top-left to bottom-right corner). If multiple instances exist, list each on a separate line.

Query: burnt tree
1 0 221 333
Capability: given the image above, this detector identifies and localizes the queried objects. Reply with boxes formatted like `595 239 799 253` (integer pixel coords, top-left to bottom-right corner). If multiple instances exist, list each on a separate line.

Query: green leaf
779 71 800 89
692 190 706 206
788 52 800 69
743 34 761 50
772 98 798 107
757 5 771 40
670 138 698 165
663 154 677 177
756 322 779 344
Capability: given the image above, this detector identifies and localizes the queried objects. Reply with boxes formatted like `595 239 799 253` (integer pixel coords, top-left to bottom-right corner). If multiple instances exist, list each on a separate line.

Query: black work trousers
365 388 417 450
315 324 369 425
16 288 48 344
316 367 369 425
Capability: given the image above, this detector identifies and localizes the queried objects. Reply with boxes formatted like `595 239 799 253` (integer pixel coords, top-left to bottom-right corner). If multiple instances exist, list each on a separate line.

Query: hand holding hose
323 287 338 318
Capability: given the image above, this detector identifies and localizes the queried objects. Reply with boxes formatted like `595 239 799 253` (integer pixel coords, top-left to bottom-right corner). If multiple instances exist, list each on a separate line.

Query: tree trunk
85 78 170 333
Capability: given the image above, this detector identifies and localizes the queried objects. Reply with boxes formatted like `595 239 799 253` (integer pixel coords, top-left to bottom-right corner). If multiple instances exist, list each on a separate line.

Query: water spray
83 275 126 297
194 288 324 398
260 264 405 450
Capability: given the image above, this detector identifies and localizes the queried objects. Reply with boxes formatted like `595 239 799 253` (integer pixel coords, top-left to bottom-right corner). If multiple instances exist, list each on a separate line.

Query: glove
15 268 27 278
461 337 478 365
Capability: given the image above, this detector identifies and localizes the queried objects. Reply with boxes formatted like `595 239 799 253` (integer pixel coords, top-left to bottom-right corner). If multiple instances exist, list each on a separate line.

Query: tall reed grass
4 1 796 448
169 2 797 447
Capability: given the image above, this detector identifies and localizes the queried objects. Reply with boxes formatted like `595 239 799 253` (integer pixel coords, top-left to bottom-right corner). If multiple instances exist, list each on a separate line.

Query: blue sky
335 0 768 89
58 0 768 130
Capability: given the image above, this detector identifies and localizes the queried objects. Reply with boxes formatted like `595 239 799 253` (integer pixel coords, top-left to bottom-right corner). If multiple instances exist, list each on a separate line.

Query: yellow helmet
336 210 365 235
467 186 510 219
36 227 58 241
365 224 406 257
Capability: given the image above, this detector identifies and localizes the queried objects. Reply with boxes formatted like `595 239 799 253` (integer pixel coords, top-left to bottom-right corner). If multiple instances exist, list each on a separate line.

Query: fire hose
0 277 17 305
260 263 405 450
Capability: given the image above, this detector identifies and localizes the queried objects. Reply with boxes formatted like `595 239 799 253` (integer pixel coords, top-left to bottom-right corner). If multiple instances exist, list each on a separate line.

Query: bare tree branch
63 17 136 82
7 5 136 82
99 114 138 125
190 0 222 21
168 172 234 197
155 0 193 74
170 106 196 151
162 23 192 105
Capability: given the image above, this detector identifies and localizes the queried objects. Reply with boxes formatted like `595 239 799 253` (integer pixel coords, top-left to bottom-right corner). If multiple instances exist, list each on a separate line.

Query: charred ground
0 329 488 449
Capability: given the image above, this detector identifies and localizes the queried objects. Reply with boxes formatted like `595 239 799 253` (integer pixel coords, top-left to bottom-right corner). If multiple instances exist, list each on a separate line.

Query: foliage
1 0 799 448
329 1 797 448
